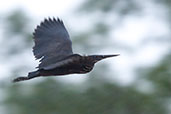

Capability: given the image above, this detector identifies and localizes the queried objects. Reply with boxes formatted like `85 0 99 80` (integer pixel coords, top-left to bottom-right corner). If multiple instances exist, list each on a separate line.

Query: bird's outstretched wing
33 18 73 69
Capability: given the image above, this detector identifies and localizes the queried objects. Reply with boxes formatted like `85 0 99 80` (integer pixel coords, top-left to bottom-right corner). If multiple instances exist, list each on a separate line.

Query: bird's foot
13 76 30 83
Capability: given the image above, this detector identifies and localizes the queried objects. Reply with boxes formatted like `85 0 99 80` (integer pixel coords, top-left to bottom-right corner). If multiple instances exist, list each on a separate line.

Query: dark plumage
13 18 119 82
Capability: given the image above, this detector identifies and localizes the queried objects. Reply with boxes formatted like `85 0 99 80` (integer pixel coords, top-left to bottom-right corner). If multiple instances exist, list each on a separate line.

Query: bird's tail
13 71 40 83
89 54 120 63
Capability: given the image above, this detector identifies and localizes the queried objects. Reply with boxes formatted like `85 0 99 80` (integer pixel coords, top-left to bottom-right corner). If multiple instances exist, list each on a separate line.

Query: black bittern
13 18 119 82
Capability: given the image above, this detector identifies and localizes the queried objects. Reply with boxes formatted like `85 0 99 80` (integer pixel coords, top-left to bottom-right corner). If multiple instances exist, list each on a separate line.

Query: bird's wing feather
33 18 73 69
42 54 81 70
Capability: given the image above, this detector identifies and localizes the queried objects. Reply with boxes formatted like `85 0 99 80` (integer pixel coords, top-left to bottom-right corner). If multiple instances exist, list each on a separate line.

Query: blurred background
0 0 170 114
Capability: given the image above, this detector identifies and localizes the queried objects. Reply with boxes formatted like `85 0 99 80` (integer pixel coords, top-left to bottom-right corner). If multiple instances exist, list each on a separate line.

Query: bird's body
13 18 119 82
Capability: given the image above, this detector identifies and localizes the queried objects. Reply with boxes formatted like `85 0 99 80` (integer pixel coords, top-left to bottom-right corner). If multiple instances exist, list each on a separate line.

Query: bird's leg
13 71 40 83
13 76 31 83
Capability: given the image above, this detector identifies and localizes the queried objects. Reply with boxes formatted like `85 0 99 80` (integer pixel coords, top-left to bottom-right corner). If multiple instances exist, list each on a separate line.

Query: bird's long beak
90 54 120 63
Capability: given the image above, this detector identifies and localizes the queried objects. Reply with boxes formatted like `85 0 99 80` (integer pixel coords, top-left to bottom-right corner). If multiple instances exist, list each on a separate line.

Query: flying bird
13 18 119 82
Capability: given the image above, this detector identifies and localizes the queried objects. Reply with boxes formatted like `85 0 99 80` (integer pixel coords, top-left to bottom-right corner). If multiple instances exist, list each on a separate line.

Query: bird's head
89 54 120 64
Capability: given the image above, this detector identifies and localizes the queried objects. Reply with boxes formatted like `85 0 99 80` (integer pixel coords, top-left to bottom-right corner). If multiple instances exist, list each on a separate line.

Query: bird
13 17 119 82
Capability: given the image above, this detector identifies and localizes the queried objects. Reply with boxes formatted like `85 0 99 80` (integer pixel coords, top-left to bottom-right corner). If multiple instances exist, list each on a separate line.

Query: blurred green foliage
2 9 32 56
0 0 171 114
138 54 171 98
4 10 30 36
3 79 166 114
80 0 142 15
